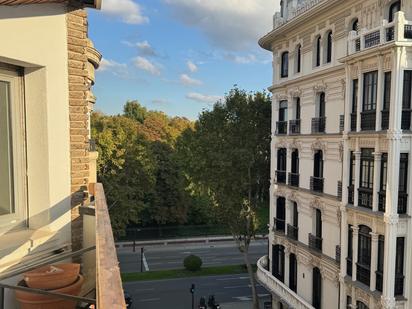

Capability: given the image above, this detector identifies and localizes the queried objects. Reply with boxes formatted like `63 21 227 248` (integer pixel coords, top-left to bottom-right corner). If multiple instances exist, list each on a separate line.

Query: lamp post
190 283 195 309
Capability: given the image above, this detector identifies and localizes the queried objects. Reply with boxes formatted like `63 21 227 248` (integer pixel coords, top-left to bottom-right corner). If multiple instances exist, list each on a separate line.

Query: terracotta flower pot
16 274 84 309
24 264 80 290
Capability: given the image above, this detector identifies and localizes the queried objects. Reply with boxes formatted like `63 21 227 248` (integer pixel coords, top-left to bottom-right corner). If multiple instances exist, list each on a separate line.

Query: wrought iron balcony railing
276 170 287 184
381 110 389 130
348 185 354 205
288 173 299 187
395 275 405 296
358 187 373 209
339 115 344 132
335 245 341 263
350 113 357 131
274 217 286 234
276 121 288 135
357 263 371 287
308 233 322 252
337 181 342 201
401 110 411 130
311 117 326 133
376 271 383 292
347 258 353 276
378 191 408 214
289 119 301 134
361 111 376 131
287 224 298 241
310 176 324 193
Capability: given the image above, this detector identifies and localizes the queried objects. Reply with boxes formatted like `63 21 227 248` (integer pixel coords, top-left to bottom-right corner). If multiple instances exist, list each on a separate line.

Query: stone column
352 226 359 282
372 151 382 212
370 232 379 291
356 62 363 132
354 151 361 207
376 55 384 131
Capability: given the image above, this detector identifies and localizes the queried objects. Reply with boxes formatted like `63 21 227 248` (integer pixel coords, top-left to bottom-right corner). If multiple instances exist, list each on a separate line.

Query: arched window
275 197 286 232
314 150 324 179
352 18 359 33
312 267 322 309
389 1 401 23
295 44 302 73
290 149 299 187
325 31 333 63
272 244 285 282
357 225 372 286
315 36 321 67
319 92 326 118
277 148 287 183
281 51 289 78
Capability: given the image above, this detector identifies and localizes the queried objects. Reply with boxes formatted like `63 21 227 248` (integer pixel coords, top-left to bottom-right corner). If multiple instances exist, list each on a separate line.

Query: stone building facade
257 1 412 308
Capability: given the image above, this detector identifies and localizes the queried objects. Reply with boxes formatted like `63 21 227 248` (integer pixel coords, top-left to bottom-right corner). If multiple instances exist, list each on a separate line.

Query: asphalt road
117 240 268 273
124 274 271 309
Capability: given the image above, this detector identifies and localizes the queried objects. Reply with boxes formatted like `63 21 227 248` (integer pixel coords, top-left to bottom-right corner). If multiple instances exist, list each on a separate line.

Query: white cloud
102 0 149 24
180 74 203 86
98 58 129 77
228 54 257 64
186 92 222 104
136 41 157 56
187 60 198 73
152 99 169 104
164 0 278 50
133 56 161 75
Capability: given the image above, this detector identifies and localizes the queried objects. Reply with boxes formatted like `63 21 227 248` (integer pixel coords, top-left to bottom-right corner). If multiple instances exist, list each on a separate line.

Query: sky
88 0 279 120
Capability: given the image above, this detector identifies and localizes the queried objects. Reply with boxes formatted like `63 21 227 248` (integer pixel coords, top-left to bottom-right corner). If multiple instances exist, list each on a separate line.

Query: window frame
0 67 27 230
281 51 289 78
325 31 333 64
363 71 378 111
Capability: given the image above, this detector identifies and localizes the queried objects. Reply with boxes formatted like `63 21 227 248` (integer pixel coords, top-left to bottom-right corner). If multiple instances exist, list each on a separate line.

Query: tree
123 100 147 123
177 88 271 309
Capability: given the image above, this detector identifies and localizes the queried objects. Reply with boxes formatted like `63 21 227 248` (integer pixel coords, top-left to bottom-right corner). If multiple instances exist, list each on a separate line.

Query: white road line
138 298 160 302
216 277 249 281
143 252 149 271
224 285 249 289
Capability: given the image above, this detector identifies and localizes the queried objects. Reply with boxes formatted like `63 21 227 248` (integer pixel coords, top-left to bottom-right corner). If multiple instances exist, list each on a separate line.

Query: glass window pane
0 81 14 216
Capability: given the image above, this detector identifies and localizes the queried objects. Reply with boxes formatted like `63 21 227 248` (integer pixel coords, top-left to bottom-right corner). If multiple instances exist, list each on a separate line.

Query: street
118 240 268 273
124 274 271 309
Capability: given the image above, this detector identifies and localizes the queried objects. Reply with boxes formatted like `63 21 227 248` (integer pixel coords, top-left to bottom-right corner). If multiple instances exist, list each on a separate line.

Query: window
363 71 378 111
360 149 374 189
279 100 288 122
281 52 289 78
383 72 392 110
325 31 333 63
347 225 353 276
357 301 369 309
318 92 326 118
402 70 412 130
315 36 321 67
389 1 401 23
352 79 358 113
272 244 285 282
277 148 287 171
395 237 405 296
291 150 299 174
312 267 322 309
276 197 286 232
349 152 355 186
376 235 384 292
352 18 359 33
289 253 297 292
314 150 324 178
399 154 408 193
0 66 25 228
315 209 322 239
380 153 388 192
346 296 352 309
357 225 372 286
292 202 298 227
296 45 302 73
296 97 301 119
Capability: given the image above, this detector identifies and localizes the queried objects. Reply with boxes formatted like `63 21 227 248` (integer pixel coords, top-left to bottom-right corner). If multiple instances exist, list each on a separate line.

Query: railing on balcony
308 233 322 252
287 224 298 241
347 258 353 276
348 185 354 205
289 119 301 134
288 173 299 187
378 191 408 214
364 30 381 48
276 121 288 134
339 115 344 132
274 217 286 234
395 275 405 296
361 111 376 131
337 181 342 201
358 187 373 209
256 256 315 309
310 176 324 193
381 110 389 130
401 110 411 130
405 24 412 39
351 113 357 131
311 117 326 133
276 170 287 184
376 271 383 292
357 263 371 287
335 245 341 263
94 183 127 309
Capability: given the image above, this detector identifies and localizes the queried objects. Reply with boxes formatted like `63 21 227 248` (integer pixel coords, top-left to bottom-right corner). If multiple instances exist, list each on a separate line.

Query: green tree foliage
123 100 147 123
176 88 271 309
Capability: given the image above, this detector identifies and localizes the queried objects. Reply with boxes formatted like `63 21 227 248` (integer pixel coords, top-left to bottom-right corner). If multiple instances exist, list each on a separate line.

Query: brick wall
66 6 90 252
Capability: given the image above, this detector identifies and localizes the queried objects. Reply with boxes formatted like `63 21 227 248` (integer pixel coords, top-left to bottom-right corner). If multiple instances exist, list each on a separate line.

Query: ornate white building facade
257 0 412 308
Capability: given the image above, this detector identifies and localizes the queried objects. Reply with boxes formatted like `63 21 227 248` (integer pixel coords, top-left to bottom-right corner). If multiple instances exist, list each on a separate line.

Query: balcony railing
310 176 324 193
378 191 408 214
276 170 287 184
357 263 371 287
381 110 389 130
335 245 341 263
256 256 314 309
274 217 286 233
376 271 383 292
348 185 354 204
350 113 357 131
405 24 412 39
347 258 353 276
276 121 288 134
395 275 405 296
337 181 342 201
339 115 344 132
288 173 299 187
287 224 298 241
308 233 322 252
358 187 373 209
311 117 326 133
361 111 376 131
289 119 301 134
401 110 411 130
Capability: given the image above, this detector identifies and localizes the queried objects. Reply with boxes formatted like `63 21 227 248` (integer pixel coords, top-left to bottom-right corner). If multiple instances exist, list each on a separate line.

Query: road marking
138 298 160 302
224 285 249 289
233 296 251 301
143 252 149 271
216 277 249 281
258 294 270 298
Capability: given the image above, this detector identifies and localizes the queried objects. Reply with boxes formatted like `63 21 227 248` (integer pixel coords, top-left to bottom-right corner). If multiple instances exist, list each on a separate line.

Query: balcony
287 224 298 241
348 13 412 56
356 263 371 287
339 115 344 132
311 117 326 133
335 245 341 263
308 233 322 252
276 121 288 135
350 113 357 131
288 173 299 187
381 110 389 130
274 217 286 234
376 271 383 292
358 187 373 209
276 170 287 184
289 119 301 134
395 275 405 296
310 176 324 193
360 111 376 131
256 256 315 309
401 110 411 130
337 181 342 201
348 185 354 204
347 258 353 276
378 191 408 214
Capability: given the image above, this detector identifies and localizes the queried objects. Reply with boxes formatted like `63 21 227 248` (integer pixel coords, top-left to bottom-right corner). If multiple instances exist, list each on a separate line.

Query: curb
116 235 268 248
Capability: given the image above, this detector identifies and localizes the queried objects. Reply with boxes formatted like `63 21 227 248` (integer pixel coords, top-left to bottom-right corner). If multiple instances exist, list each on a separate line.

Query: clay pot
24 264 80 290
15 274 84 309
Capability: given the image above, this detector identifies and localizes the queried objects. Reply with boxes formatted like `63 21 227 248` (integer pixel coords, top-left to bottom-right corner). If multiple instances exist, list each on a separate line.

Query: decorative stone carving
289 87 302 98
356 288 370 306
383 214 399 225
381 296 396 309
288 139 302 152
338 142 344 162
311 139 327 155
313 82 327 94
386 130 403 141
276 93 289 101
276 138 289 149
310 197 325 212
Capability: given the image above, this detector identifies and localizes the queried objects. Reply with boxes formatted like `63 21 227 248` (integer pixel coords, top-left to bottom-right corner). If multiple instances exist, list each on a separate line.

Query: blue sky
88 0 279 120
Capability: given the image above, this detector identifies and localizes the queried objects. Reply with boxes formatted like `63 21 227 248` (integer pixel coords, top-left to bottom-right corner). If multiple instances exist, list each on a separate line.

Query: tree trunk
243 249 260 309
